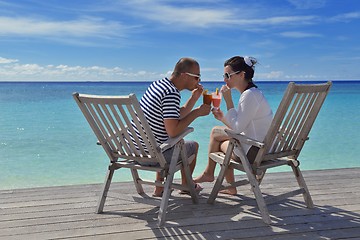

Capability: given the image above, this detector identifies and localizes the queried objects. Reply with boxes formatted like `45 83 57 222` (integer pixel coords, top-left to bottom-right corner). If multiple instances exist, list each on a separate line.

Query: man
140 57 211 197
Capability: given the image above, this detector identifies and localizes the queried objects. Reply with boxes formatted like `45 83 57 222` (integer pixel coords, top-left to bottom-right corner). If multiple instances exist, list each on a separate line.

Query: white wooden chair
207 81 332 224
73 93 198 226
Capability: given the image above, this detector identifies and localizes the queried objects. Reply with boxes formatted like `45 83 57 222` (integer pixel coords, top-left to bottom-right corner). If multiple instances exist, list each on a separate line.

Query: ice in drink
203 90 212 105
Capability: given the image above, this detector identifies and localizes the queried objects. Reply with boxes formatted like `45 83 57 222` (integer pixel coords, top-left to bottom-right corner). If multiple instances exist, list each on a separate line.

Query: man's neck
170 76 184 91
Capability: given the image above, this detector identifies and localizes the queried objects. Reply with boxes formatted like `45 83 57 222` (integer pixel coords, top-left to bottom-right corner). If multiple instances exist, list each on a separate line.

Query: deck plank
1 168 360 240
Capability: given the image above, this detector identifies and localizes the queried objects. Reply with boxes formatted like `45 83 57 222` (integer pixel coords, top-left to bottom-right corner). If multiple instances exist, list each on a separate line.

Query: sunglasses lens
224 73 230 79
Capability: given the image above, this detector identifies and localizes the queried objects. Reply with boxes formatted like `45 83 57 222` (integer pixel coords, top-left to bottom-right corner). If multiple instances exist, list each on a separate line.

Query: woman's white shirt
224 87 273 155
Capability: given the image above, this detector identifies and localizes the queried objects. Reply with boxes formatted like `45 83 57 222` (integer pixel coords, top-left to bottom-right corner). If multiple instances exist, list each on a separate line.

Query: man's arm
180 85 203 117
164 104 211 137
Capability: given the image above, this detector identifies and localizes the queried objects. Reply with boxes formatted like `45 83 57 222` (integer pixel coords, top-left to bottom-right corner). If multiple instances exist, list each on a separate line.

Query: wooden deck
1 167 360 239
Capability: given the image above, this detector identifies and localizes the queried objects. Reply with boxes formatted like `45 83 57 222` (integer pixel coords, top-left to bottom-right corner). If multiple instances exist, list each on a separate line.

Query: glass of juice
212 89 221 110
203 90 212 105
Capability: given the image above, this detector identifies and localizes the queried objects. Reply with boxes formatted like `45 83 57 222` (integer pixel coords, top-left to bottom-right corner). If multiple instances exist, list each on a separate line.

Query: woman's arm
225 90 258 133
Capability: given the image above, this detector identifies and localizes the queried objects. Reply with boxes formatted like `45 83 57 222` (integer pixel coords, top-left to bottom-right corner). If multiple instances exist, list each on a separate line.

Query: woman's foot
194 173 215 183
219 187 237 195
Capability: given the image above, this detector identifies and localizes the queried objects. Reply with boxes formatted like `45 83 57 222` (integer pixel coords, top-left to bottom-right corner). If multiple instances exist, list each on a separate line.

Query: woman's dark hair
224 56 257 82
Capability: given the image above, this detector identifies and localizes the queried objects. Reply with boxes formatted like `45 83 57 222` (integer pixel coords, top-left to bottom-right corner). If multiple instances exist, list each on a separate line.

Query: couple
139 56 273 197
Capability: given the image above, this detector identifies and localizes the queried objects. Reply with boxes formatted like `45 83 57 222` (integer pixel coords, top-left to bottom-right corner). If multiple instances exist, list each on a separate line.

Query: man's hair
172 57 198 77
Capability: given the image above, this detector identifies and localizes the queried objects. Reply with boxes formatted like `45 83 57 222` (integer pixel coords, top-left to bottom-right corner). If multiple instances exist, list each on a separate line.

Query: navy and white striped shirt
139 78 180 145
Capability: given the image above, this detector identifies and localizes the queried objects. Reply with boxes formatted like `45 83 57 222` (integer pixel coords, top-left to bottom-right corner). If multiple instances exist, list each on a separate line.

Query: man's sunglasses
185 72 201 81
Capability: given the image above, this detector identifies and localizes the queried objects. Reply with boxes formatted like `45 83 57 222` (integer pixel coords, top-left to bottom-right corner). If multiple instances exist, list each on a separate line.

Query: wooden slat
105 104 129 155
126 104 155 158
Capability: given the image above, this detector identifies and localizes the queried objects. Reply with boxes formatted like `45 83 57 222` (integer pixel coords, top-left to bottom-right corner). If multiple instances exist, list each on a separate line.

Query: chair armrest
225 129 264 148
159 127 194 152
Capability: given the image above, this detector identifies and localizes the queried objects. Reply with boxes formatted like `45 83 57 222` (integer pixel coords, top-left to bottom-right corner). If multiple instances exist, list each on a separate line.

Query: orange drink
212 89 221 109
203 90 212 105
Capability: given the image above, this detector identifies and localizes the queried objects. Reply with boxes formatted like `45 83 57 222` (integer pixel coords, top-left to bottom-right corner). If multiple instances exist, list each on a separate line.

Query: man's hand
191 84 204 100
197 103 211 116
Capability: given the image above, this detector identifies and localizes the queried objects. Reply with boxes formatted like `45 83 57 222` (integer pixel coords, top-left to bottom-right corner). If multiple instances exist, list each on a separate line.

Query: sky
0 0 360 82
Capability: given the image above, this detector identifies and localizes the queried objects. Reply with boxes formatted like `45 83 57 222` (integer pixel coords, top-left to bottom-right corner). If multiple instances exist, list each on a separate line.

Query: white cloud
113 1 318 29
256 71 284 79
331 11 360 22
123 3 235 28
0 61 164 81
0 57 18 64
287 0 326 9
284 74 320 79
256 71 325 81
247 16 317 26
0 16 129 41
280 31 322 38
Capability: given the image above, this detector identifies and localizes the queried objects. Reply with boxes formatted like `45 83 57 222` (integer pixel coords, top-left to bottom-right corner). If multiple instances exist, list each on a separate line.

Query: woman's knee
211 126 229 141
211 126 224 137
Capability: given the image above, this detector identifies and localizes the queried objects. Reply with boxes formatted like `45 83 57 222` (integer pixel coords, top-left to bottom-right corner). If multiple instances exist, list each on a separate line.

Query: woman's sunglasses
223 71 241 79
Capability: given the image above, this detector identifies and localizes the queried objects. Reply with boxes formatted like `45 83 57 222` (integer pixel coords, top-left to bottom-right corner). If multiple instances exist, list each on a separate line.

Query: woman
195 56 273 195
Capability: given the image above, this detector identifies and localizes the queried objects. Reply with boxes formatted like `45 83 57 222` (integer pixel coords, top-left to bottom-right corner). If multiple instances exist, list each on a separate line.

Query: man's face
185 65 201 90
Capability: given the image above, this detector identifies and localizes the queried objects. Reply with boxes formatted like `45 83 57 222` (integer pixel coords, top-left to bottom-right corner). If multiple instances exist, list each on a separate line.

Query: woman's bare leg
195 126 230 183
219 140 237 195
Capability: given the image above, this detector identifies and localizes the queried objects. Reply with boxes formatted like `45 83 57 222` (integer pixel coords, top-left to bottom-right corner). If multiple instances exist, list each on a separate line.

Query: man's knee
194 141 199 151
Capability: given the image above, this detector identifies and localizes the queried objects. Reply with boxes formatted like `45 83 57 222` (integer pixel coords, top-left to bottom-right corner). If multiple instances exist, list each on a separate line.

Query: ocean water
0 81 359 190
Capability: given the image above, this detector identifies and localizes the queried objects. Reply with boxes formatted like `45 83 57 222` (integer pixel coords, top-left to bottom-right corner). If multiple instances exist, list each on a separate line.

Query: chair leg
256 170 266 185
96 165 115 213
246 170 271 224
158 143 181 227
130 168 144 194
207 159 227 204
180 142 198 204
237 145 271 224
291 165 314 208
207 140 235 204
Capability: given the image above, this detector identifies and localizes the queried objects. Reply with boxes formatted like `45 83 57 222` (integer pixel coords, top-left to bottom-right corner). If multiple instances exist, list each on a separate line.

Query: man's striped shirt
139 77 180 145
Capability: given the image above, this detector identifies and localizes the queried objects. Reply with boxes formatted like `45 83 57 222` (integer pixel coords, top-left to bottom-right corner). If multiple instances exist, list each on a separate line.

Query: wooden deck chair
208 81 332 224
73 93 198 226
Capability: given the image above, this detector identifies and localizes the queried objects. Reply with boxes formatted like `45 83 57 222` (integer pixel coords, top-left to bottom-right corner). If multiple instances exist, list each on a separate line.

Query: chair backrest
256 81 332 165
73 93 167 167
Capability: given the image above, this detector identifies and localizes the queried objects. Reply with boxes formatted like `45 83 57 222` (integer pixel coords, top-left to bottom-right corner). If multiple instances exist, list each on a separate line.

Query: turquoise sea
1 81 359 190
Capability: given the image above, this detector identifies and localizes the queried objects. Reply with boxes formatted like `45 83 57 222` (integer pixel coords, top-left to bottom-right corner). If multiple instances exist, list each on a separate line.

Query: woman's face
223 65 237 89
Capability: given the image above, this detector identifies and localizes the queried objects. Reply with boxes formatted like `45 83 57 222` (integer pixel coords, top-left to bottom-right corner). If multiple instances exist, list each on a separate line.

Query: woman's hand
220 84 234 110
212 107 224 121
220 85 232 102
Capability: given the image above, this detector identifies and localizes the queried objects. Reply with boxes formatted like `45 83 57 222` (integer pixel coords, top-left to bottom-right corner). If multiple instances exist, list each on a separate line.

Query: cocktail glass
212 92 222 110
203 91 213 105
